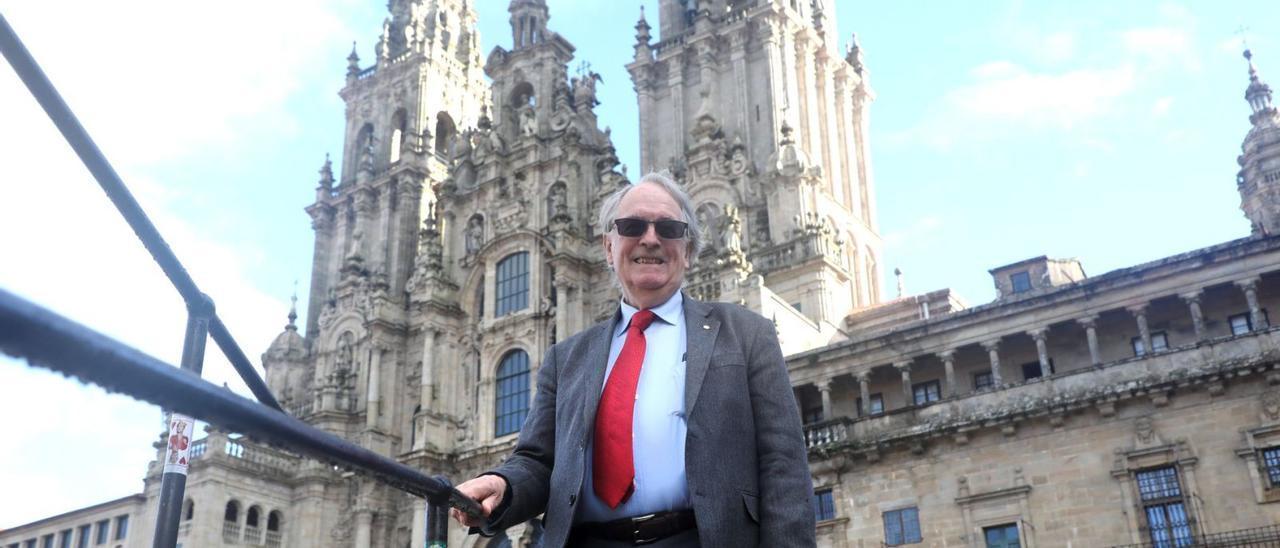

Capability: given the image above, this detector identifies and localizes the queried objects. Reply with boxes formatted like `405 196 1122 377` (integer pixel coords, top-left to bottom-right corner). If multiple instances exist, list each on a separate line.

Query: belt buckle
630 513 658 545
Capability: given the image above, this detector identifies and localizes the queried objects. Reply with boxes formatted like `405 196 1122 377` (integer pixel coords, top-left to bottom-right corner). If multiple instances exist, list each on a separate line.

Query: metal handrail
0 12 279 412
0 12 475 547
0 288 483 514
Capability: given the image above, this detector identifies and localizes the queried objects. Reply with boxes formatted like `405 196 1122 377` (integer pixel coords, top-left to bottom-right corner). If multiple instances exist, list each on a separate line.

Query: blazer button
569 494 577 506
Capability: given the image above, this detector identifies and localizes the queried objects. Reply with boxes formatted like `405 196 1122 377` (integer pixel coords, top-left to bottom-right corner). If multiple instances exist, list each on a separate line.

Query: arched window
246 506 261 528
434 113 456 157
494 350 531 437
495 252 530 317
267 511 282 532
224 501 240 522
390 109 407 163
183 499 195 521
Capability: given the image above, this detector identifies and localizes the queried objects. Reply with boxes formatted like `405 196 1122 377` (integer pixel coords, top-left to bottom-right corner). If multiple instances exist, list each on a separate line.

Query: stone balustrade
805 326 1280 454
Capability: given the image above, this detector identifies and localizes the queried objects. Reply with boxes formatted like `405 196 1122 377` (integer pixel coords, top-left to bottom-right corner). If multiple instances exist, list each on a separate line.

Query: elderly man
453 173 815 547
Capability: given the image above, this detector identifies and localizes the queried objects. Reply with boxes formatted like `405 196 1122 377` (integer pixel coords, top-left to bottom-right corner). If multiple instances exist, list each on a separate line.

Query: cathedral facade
5 1 1280 548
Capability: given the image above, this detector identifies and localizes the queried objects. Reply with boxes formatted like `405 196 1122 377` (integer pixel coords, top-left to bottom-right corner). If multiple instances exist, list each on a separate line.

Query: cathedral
5 1 1280 547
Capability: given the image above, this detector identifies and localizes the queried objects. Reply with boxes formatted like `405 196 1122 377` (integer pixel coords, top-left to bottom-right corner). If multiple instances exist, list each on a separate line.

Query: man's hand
450 474 508 528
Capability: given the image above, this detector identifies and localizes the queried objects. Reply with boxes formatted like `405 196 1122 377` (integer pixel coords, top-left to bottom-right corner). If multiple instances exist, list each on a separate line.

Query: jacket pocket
741 491 760 523
709 351 746 369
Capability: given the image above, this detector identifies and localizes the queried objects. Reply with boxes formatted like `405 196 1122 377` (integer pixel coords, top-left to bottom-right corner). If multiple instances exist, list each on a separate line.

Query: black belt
571 509 697 545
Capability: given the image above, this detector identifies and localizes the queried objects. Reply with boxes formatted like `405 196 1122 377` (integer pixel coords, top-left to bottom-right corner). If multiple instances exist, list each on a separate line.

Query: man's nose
638 223 661 245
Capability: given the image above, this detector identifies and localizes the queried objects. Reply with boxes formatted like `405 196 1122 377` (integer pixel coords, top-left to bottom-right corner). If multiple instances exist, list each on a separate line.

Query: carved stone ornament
1262 389 1280 422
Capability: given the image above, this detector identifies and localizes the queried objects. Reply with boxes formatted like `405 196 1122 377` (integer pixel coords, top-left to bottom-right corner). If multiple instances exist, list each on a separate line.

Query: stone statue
722 205 742 253
465 216 484 254
519 105 537 137
549 184 568 219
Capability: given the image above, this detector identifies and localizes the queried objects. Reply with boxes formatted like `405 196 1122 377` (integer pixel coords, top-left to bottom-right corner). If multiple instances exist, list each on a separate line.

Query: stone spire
1236 49 1280 237
345 42 361 82
286 289 298 332
1245 49 1276 124
509 0 550 50
845 33 865 74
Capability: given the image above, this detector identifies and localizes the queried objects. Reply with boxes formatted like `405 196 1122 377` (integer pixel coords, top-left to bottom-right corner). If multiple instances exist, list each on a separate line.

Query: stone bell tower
1238 49 1280 237
628 0 881 349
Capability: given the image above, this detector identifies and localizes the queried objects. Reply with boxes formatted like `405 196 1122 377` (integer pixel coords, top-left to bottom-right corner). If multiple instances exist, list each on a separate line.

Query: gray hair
597 171 703 258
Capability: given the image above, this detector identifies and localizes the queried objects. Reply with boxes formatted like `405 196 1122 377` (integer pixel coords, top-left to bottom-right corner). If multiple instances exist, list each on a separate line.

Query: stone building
7 2 1280 548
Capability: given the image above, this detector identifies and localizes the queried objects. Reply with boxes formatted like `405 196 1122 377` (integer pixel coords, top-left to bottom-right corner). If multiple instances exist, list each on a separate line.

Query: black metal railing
1112 524 1280 548
0 12 475 548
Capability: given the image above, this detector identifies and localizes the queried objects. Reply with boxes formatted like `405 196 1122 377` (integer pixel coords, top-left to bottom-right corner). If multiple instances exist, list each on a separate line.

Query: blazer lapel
580 309 621 443
683 294 718 417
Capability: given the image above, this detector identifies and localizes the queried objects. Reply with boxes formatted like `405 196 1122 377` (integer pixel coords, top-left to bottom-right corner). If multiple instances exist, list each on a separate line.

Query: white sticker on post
163 413 195 475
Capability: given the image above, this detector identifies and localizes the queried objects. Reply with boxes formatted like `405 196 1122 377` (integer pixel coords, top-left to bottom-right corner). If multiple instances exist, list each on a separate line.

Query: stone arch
390 108 408 163
246 505 262 529
434 112 456 156
224 500 240 522
509 81 536 109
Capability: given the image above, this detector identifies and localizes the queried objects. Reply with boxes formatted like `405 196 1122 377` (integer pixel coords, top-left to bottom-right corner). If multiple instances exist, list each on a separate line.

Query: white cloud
948 63 1135 128
0 0 352 527
1152 96 1175 117
1123 26 1196 70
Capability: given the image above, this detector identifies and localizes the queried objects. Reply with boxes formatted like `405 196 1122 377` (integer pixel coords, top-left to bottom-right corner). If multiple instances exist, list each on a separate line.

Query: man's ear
602 234 614 268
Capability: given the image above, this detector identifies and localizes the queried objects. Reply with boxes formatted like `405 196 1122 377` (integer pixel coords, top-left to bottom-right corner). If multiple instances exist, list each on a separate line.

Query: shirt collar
616 291 683 337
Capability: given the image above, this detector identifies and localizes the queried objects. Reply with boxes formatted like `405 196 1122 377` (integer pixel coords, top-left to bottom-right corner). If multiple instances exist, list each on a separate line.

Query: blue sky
1 0 1276 529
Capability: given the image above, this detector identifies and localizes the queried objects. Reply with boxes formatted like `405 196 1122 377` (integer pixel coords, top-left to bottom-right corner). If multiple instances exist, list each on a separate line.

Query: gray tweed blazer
485 293 816 547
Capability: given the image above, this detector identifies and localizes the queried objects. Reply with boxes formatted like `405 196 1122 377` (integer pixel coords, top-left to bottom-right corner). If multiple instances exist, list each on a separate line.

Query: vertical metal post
152 295 214 548
425 476 452 548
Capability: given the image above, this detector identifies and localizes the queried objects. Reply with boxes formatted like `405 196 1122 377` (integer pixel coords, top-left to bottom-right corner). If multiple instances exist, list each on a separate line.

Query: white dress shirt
578 291 690 522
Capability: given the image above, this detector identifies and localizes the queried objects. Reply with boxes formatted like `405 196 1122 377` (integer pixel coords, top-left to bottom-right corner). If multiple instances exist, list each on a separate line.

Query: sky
1 0 1277 530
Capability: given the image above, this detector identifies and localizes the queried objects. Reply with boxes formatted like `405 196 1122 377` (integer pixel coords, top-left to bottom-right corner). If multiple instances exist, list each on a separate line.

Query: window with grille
495 350 531 437
495 252 530 317
983 523 1021 548
1132 332 1169 356
813 489 836 521
974 371 994 391
912 380 941 405
856 393 884 417
1262 447 1280 487
1231 313 1253 336
1135 466 1193 547
883 507 922 545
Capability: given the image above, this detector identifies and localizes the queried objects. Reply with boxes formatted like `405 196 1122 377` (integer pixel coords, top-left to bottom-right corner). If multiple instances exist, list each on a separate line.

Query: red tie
593 309 658 508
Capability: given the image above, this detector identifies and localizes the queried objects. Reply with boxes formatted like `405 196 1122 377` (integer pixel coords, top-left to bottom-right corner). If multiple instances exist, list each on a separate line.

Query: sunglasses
612 218 689 239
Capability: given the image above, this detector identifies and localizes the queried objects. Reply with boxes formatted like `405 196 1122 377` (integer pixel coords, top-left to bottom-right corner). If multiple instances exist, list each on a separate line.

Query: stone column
1180 291 1206 341
1237 277 1266 330
938 350 957 398
856 370 871 416
419 329 437 407
366 344 383 430
981 339 1003 387
1077 315 1102 366
410 504 425 548
1127 304 1152 355
353 509 373 548
1028 328 1050 377
553 280 571 342
815 378 833 421
895 360 913 406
